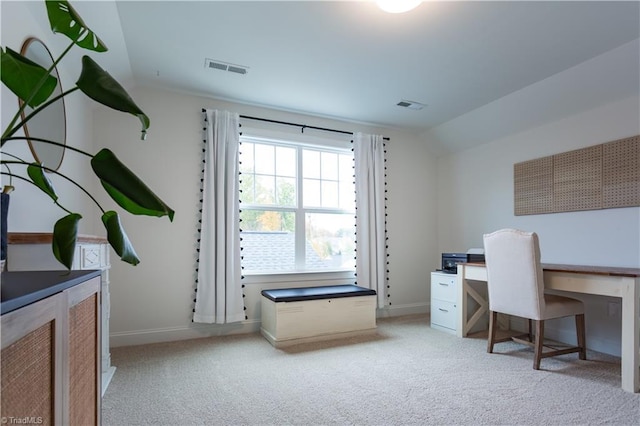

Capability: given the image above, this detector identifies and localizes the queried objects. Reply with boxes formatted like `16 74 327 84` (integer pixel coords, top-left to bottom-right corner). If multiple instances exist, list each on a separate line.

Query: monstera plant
1 0 174 269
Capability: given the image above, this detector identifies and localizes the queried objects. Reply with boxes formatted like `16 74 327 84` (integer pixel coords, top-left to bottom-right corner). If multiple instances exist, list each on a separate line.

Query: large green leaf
27 162 58 201
77 56 149 139
101 211 140 265
0 48 57 108
52 213 81 269
91 149 174 221
45 0 107 52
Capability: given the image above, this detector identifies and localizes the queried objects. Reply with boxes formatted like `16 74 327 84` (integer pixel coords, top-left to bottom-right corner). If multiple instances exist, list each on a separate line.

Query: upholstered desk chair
483 229 586 369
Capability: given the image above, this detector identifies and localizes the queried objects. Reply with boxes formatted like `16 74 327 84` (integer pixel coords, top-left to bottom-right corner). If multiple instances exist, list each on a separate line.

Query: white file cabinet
430 271 457 334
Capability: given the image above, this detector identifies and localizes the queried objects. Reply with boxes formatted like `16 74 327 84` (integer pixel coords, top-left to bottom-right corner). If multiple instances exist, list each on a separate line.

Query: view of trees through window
239 138 355 273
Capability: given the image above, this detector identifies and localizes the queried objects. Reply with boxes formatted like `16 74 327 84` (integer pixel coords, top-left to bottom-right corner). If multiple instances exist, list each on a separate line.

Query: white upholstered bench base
260 285 377 348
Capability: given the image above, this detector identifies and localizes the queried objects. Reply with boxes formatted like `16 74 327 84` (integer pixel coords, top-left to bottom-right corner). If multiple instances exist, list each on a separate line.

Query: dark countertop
1 270 101 315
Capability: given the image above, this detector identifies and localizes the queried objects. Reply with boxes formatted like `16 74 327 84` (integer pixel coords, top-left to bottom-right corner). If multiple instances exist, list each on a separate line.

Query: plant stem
1 136 92 158
1 172 73 215
1 153 26 188
0 161 106 214
1 163 13 187
1 87 80 144
1 152 25 162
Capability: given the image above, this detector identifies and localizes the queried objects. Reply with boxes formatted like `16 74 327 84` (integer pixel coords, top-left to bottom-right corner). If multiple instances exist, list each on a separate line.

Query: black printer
441 252 485 274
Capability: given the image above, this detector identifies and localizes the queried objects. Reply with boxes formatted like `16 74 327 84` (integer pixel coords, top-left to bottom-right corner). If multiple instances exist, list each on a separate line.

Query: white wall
436 95 640 355
1 1 107 235
437 95 640 266
92 86 437 346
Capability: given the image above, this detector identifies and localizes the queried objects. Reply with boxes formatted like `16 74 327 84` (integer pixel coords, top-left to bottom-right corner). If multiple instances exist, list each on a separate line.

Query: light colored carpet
102 315 639 425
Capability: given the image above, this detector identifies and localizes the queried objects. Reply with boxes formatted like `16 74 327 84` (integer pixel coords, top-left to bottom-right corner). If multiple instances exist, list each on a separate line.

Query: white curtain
193 109 245 324
354 132 387 308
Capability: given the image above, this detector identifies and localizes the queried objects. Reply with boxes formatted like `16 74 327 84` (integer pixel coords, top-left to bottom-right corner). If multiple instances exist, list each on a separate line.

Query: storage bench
260 285 377 347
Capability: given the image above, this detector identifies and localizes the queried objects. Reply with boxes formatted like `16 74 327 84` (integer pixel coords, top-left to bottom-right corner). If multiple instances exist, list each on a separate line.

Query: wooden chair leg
487 310 497 353
576 313 586 360
534 320 544 370
527 319 533 342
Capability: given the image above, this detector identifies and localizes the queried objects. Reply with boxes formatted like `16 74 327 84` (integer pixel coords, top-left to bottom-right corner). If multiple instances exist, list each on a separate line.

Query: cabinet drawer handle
439 283 449 286
438 308 449 313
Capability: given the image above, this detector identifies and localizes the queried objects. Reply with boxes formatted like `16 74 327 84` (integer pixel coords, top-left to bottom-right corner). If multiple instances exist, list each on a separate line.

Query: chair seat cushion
542 294 584 319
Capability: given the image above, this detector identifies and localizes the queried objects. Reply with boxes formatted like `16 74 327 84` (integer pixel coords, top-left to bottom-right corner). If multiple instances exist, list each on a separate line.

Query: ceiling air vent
205 58 248 75
227 65 247 75
396 100 426 110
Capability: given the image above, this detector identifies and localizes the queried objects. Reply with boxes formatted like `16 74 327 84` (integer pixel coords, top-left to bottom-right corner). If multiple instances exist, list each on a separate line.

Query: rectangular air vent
397 100 426 110
208 61 228 71
205 58 248 75
227 65 247 75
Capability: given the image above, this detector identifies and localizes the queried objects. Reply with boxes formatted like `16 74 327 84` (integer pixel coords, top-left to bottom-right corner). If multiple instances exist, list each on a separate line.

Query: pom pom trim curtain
354 132 388 308
193 109 245 324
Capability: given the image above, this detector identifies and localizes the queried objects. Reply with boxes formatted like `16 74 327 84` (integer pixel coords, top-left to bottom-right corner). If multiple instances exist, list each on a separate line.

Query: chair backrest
482 229 545 320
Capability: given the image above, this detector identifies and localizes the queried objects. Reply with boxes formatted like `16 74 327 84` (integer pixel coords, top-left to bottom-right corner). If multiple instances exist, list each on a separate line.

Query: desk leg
456 267 489 337
456 271 466 338
620 277 639 393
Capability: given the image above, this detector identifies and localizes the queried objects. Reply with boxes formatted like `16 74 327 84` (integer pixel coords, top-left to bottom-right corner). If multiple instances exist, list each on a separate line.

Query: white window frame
239 133 355 275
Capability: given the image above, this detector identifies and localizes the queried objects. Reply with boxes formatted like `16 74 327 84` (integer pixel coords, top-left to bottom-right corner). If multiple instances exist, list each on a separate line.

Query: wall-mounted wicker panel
514 135 640 215
553 145 602 212
514 157 553 215
603 136 640 208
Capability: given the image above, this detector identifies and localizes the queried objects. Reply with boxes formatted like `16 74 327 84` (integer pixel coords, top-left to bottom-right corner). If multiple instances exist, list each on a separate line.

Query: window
239 136 355 273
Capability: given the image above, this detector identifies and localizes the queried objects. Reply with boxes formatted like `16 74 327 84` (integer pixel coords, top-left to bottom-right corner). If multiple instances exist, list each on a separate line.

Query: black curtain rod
240 115 390 141
201 109 389 141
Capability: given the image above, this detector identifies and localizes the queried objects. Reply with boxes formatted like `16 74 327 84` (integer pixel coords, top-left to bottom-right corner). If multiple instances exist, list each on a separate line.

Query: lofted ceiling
72 1 640 150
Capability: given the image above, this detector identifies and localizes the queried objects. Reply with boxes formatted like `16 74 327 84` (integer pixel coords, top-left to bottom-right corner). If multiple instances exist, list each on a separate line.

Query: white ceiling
79 1 640 150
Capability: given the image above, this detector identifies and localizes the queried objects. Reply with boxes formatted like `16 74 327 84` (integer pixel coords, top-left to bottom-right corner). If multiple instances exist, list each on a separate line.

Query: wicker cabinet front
1 276 101 425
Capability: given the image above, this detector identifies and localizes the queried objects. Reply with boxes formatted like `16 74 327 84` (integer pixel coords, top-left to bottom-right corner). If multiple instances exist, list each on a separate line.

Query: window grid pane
302 148 354 209
321 181 339 208
275 146 296 177
303 178 321 207
305 212 356 270
240 209 296 273
321 151 339 180
276 177 296 206
254 144 274 175
255 175 275 204
240 143 298 208
303 150 320 179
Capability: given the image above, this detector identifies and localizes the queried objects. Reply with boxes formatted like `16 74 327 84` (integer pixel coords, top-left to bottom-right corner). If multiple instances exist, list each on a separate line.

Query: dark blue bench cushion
261 285 376 303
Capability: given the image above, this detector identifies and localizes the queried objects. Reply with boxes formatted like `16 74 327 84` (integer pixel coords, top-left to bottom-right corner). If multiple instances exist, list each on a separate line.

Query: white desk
456 262 640 393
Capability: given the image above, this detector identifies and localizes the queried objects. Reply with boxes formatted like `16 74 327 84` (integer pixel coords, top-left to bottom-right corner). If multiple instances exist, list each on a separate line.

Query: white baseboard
378 302 429 318
110 303 429 347
110 320 262 347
